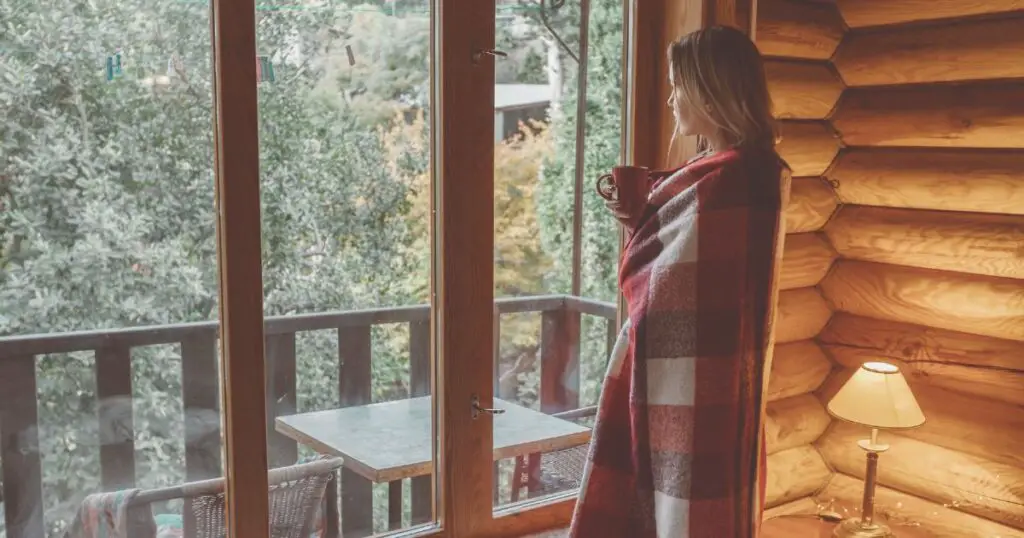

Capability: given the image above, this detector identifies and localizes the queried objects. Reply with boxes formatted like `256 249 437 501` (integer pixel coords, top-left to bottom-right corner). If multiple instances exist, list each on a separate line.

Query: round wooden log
766 445 832 508
814 364 854 405
832 82 1024 148
834 17 1024 86
757 0 844 60
778 121 841 177
817 474 1023 538
818 422 1024 529
820 313 1024 407
820 260 1024 341
825 205 1024 279
766 60 844 120
820 313 1024 373
766 394 831 455
901 384 1024 469
786 177 837 233
781 232 836 290
776 287 832 343
831 148 1024 216
836 0 1024 29
828 343 1024 407
763 496 819 521
768 340 833 401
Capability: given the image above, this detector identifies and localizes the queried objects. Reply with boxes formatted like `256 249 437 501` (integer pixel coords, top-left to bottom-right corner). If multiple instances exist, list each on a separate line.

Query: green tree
0 0 624 531
322 9 431 125
1 0 425 533
535 0 625 404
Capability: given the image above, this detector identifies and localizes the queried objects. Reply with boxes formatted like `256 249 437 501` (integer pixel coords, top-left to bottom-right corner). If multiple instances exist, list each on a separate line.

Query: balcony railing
0 294 616 537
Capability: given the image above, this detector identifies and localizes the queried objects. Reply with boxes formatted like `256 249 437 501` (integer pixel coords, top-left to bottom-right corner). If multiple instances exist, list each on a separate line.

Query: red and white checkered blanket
570 148 786 538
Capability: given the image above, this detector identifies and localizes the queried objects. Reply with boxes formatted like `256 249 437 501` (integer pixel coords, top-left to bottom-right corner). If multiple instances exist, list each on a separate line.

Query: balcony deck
0 294 615 537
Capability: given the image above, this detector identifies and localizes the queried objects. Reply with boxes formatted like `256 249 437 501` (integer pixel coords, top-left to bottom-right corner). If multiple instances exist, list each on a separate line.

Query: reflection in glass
490 0 625 509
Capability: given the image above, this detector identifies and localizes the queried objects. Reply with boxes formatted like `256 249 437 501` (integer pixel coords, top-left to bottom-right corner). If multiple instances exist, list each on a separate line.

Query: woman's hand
605 198 645 231
599 169 662 232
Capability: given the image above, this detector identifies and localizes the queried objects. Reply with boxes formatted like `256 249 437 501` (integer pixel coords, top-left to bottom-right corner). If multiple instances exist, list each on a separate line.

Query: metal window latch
472 49 507 64
471 395 505 419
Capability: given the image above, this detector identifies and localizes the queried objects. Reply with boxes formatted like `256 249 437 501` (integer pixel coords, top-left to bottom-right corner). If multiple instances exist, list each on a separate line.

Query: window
255 1 435 535
0 1 224 535
0 0 637 535
489 0 625 510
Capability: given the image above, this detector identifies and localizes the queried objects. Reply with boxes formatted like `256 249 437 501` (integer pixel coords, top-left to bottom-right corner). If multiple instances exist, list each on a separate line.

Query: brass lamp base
832 517 894 538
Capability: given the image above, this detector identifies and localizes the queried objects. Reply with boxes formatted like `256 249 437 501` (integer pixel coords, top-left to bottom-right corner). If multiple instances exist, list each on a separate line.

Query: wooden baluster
388 481 402 530
181 330 222 538
0 355 45 537
182 330 223 479
534 307 581 497
540 308 581 414
324 473 340 538
409 320 432 526
96 343 136 490
338 325 373 537
265 332 298 468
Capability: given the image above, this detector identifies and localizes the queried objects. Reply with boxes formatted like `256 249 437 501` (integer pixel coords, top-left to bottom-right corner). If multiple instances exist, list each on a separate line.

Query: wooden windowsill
516 516 851 538
520 530 567 538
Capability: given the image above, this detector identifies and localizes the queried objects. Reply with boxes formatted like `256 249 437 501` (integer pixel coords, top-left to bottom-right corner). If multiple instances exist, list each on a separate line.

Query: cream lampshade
826 361 925 538
827 361 925 431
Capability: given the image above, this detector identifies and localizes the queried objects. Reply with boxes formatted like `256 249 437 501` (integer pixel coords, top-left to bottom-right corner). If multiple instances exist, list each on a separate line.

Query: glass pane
0 1 225 536
491 0 625 509
254 0 435 535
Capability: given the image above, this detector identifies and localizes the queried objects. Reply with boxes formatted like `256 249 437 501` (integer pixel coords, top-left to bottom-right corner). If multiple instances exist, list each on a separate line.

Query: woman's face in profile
668 83 714 139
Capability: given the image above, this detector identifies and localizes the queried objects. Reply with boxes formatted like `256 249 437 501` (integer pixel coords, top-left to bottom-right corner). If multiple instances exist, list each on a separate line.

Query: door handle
471 395 505 419
472 49 508 64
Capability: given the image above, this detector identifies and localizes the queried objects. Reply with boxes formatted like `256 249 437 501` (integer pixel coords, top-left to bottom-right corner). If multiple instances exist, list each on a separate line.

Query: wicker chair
510 407 595 502
510 446 589 502
124 456 343 538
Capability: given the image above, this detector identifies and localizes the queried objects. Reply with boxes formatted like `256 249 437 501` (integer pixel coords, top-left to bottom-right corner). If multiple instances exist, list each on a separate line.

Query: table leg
526 453 543 498
510 457 526 503
341 468 373 538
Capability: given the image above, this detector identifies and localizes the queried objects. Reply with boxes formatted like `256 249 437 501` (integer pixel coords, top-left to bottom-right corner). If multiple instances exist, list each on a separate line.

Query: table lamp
826 361 925 538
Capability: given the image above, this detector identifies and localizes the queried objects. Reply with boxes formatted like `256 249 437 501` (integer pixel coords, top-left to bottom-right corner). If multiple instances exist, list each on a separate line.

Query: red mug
596 165 651 208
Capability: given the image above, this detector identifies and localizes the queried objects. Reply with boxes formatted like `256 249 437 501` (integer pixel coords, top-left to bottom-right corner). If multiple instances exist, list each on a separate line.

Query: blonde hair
668 25 778 154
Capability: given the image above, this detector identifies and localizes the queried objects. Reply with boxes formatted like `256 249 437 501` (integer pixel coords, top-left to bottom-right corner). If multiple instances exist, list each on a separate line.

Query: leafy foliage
0 0 623 533
535 0 625 404
536 0 623 303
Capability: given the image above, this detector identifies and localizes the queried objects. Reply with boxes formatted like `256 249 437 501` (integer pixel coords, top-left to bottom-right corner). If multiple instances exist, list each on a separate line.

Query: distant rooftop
494 84 552 111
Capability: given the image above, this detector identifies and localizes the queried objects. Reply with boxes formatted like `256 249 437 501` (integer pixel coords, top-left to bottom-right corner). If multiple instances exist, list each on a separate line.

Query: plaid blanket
570 148 786 538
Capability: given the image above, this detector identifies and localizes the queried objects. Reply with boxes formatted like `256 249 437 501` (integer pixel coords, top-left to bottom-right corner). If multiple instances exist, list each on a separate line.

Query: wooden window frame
432 0 498 536
207 0 752 536
210 0 270 536
463 0 757 535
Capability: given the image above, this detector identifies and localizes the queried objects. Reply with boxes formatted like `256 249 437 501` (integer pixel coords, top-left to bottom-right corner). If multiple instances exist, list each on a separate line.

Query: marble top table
276 396 591 482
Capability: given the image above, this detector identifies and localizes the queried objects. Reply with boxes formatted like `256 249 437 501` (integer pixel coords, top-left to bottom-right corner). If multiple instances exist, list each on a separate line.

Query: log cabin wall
753 0 844 518
762 1 1024 536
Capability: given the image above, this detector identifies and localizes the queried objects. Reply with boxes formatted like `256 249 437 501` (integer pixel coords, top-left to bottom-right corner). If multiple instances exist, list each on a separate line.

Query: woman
570 25 788 538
